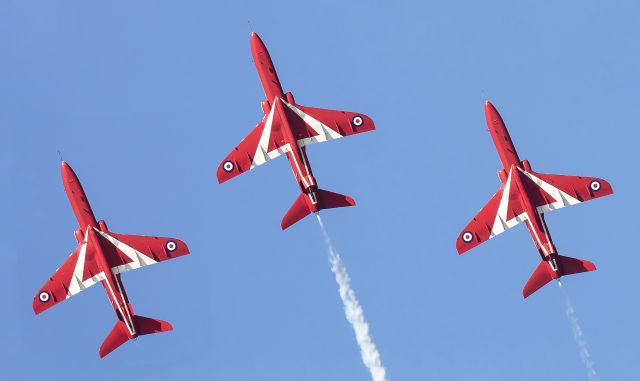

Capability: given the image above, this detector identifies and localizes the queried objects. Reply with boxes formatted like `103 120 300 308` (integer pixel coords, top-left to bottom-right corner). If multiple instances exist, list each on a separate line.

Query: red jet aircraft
33 162 190 357
217 32 375 229
457 101 613 298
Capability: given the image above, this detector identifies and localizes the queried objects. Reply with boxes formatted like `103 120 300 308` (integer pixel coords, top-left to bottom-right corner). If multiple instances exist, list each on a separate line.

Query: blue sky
2 1 638 380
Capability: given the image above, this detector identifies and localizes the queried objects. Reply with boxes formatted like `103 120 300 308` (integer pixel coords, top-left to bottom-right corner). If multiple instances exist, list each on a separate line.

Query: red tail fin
281 189 355 230
523 255 596 298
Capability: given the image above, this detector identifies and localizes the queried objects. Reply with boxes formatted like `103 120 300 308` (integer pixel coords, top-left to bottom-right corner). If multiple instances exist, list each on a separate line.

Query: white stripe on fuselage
111 270 136 336
65 228 133 334
101 271 135 336
490 166 580 256
251 97 315 189
89 228 136 335
522 211 550 256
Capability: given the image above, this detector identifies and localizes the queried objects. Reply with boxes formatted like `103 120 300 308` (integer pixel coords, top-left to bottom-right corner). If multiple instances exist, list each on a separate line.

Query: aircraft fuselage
251 33 320 210
61 162 138 338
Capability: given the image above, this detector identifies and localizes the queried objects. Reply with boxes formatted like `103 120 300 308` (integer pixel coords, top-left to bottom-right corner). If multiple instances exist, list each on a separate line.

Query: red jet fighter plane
33 162 190 357
217 32 375 229
457 101 613 298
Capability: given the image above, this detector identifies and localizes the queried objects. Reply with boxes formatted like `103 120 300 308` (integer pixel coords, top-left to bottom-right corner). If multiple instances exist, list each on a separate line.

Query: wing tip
216 166 230 184
32 290 51 315
345 195 356 206
455 244 469 255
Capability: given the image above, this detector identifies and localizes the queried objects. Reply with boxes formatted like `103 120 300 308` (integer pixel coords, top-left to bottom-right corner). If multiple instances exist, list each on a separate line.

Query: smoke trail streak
557 281 597 381
316 214 387 381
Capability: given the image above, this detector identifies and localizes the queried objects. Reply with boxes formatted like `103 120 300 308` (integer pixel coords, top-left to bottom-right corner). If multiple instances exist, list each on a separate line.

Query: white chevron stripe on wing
67 227 105 298
491 168 526 237
251 98 290 168
94 228 158 274
251 100 277 168
518 169 581 213
281 100 343 146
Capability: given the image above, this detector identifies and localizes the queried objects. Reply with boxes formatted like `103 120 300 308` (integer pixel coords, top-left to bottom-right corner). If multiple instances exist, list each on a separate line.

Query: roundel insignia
223 161 235 173
351 115 364 127
461 231 474 243
589 180 601 192
39 291 50 303
165 240 177 252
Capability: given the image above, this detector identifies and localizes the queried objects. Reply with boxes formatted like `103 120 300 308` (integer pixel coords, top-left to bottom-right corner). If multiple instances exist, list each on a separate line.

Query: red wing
33 234 103 315
94 230 189 274
456 172 525 254
216 104 287 184
520 170 613 213
281 101 375 146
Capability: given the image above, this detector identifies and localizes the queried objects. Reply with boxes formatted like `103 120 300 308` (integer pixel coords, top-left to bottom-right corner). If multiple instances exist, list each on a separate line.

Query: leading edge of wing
216 103 286 184
456 170 525 254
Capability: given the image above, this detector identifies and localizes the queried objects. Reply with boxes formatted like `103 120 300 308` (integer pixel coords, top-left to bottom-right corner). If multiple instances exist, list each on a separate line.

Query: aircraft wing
281 101 375 147
456 171 526 254
94 230 189 275
33 230 103 314
216 104 288 184
520 170 613 213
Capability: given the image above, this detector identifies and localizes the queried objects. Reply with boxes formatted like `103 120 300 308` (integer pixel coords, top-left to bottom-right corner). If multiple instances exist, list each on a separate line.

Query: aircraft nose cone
61 161 70 174
484 100 495 109
60 161 77 180
250 32 265 48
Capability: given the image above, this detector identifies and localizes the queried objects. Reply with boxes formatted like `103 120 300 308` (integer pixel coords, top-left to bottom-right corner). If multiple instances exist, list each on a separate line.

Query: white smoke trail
315 214 387 381
557 281 597 381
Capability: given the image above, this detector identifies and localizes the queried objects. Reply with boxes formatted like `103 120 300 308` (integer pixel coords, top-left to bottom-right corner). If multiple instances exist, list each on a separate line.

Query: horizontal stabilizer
317 188 355 210
282 193 312 230
99 321 131 358
281 189 355 230
99 316 173 358
557 255 596 276
523 255 596 298
523 260 555 298
133 315 173 336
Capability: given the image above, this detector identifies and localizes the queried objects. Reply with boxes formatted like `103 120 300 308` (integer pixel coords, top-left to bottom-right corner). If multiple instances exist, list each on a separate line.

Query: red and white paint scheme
456 101 613 298
33 162 190 357
217 32 375 229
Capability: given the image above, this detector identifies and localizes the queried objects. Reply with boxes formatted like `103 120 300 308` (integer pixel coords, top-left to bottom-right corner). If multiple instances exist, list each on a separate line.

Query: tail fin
99 321 131 358
98 316 172 358
523 255 596 298
281 189 355 230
